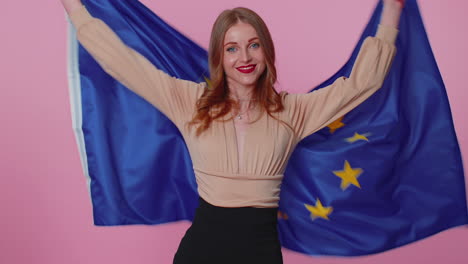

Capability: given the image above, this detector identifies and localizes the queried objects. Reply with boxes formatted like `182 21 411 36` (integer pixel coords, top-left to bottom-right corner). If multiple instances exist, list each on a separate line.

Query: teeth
238 66 254 70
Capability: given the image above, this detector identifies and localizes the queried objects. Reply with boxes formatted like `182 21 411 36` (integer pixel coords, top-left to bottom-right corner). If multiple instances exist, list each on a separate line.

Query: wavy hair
188 7 291 136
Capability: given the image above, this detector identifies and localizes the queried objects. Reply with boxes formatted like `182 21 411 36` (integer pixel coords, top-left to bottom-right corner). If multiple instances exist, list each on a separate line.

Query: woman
61 0 403 263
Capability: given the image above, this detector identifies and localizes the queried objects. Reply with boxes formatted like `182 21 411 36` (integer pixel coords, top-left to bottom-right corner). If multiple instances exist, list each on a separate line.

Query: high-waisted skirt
173 198 283 264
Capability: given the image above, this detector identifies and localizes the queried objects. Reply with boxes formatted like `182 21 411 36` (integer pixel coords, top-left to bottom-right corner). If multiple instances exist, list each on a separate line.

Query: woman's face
222 21 266 92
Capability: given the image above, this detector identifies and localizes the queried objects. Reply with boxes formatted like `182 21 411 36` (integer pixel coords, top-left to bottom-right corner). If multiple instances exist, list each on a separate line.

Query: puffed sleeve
69 5 205 127
283 25 398 140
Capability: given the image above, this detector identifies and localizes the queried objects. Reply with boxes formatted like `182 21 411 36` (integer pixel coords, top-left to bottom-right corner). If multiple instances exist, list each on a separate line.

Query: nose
240 48 252 63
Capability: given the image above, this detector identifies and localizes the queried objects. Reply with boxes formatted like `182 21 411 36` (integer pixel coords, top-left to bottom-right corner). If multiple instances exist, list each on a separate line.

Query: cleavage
233 115 251 171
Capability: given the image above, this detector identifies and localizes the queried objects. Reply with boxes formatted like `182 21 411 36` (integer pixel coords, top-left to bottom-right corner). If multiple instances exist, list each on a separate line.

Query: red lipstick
236 64 256 74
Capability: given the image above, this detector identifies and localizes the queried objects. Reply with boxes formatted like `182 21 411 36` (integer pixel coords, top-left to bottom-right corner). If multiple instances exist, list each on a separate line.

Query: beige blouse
69 6 397 208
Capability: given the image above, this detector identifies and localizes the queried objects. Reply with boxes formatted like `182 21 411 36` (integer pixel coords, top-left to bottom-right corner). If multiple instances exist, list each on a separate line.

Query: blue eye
226 47 237 53
250 43 260 49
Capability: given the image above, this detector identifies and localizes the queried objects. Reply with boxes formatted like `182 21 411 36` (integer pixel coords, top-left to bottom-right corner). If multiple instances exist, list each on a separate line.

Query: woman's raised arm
283 0 403 140
381 0 404 28
61 1 204 127
60 0 83 14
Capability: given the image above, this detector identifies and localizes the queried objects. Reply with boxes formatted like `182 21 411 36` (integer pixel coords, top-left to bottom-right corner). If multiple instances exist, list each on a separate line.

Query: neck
226 81 256 101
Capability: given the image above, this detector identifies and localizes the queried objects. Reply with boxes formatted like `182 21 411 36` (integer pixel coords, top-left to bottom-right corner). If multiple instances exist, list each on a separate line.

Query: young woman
60 0 403 263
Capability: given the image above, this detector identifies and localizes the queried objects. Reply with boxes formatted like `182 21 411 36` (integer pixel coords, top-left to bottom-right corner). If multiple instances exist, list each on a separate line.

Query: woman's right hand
381 0 404 29
60 0 83 14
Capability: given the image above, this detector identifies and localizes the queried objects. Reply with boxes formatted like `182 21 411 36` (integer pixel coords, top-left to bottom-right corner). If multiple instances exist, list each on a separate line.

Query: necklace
236 109 249 120
230 95 257 120
235 102 256 120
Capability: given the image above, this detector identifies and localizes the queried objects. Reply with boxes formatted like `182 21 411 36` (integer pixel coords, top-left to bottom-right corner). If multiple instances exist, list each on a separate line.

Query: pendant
237 114 242 120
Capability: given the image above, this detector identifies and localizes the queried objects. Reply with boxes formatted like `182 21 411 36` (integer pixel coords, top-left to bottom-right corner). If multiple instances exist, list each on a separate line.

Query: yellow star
203 76 212 88
304 199 333 220
345 132 371 143
327 116 345 134
333 160 363 190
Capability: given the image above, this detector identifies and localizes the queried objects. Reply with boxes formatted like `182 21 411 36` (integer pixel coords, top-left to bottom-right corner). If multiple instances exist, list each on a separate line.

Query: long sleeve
284 25 398 141
69 5 205 127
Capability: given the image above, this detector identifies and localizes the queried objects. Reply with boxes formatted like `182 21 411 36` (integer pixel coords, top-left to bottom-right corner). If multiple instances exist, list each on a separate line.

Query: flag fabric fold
68 0 467 256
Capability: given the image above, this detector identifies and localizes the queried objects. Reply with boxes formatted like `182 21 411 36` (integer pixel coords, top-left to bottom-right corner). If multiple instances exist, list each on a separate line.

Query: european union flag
67 0 467 256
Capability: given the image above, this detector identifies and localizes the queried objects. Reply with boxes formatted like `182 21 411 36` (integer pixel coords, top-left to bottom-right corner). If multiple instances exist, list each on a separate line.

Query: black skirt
173 198 283 264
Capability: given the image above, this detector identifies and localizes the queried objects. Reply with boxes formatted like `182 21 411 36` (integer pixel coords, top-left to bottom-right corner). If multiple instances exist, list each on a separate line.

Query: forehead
223 22 259 44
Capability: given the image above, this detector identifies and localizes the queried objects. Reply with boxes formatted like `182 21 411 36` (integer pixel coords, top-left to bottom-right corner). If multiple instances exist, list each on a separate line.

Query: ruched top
69 5 397 208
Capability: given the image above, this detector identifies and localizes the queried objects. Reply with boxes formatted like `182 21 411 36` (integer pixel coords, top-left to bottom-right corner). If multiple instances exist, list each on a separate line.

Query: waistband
193 168 284 208
195 197 278 226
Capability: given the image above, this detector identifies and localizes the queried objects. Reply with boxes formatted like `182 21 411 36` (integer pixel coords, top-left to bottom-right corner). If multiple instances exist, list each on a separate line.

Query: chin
239 76 261 87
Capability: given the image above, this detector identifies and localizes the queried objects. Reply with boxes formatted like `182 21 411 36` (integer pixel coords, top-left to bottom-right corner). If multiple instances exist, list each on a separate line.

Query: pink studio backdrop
1 0 467 263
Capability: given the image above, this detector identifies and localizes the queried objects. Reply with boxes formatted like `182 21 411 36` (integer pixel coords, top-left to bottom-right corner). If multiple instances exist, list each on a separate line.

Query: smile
236 64 256 74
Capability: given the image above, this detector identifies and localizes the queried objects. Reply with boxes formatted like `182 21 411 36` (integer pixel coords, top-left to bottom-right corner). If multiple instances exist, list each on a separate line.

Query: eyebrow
223 37 259 47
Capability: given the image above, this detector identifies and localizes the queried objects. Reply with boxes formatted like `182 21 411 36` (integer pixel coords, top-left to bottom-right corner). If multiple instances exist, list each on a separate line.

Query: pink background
1 0 467 263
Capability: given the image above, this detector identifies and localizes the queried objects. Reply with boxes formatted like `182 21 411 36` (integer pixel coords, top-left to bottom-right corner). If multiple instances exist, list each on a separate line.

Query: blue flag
67 0 467 256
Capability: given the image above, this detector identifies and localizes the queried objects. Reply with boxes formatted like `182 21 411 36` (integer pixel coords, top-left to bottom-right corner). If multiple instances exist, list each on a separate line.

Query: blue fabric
74 0 467 256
